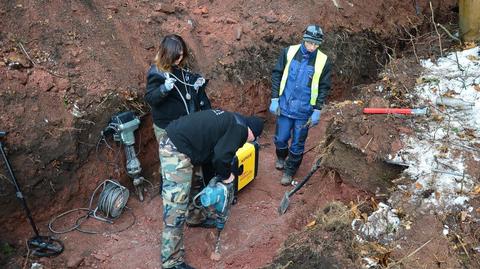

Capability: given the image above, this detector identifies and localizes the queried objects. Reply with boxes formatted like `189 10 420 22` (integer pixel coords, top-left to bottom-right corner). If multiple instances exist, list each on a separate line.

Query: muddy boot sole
275 159 285 170
280 174 292 186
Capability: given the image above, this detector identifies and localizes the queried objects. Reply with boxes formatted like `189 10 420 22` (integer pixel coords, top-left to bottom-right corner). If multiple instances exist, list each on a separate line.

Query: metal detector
0 131 64 257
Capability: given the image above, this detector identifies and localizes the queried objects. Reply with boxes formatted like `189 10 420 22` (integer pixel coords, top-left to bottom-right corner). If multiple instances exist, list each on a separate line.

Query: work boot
275 148 288 170
186 216 216 228
169 262 196 269
284 152 303 178
275 158 285 170
186 206 217 228
280 173 293 186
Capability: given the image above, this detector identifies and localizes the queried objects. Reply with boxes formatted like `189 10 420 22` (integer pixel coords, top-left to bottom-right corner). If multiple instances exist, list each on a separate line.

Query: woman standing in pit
145 34 211 137
144 35 214 267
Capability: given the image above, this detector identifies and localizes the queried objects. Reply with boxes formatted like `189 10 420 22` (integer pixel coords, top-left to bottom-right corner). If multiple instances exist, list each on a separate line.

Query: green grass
0 242 14 256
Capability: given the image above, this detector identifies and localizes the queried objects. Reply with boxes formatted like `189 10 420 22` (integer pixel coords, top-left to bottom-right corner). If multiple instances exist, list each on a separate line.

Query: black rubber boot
284 152 303 177
280 173 293 186
281 152 303 185
275 148 288 170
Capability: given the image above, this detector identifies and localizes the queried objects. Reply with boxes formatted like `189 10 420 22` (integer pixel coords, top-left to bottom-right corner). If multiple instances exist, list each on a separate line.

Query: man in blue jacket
269 24 332 185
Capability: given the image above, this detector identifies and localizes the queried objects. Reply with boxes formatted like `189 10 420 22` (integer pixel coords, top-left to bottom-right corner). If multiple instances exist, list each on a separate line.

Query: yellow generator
232 142 259 200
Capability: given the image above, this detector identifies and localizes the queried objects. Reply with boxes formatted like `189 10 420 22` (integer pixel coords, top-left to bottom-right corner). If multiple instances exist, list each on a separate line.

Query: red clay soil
2 111 365 269
0 0 459 268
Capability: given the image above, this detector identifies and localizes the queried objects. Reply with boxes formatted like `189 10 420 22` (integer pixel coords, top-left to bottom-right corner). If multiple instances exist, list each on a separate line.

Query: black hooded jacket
165 110 248 179
144 64 211 128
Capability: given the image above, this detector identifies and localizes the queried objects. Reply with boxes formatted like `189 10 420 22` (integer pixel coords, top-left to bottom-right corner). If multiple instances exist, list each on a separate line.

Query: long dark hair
154 34 189 72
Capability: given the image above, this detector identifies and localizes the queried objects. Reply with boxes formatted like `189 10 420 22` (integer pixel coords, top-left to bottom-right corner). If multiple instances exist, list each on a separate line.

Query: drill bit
210 229 222 261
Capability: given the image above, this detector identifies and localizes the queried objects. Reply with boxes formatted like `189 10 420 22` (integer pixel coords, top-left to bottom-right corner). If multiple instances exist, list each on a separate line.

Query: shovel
278 157 322 215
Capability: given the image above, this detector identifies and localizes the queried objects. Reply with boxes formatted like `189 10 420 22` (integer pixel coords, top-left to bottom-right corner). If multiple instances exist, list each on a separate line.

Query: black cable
74 208 136 235
48 180 135 235
97 182 128 218
48 208 90 234
95 135 122 172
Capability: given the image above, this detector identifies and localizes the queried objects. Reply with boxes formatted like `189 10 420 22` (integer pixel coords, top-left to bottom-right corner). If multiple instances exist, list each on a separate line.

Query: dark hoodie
165 110 249 179
144 64 211 128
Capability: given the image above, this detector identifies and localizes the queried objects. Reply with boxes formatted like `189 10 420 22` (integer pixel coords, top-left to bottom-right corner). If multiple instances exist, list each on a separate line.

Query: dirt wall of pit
0 0 457 235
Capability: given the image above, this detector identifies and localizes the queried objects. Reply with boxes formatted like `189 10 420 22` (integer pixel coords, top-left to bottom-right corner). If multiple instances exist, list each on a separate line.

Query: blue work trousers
274 115 310 155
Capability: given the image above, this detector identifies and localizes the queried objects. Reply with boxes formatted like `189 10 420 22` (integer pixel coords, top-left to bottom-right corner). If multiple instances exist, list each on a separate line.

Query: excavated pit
0 0 461 267
0 29 404 268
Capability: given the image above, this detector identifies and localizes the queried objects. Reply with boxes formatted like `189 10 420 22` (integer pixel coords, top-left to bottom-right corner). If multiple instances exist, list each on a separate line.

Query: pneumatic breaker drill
195 141 259 260
102 111 146 201
198 176 235 260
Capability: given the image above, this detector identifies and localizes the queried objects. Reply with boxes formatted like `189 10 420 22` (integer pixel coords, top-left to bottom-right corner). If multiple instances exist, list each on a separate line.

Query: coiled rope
49 180 135 235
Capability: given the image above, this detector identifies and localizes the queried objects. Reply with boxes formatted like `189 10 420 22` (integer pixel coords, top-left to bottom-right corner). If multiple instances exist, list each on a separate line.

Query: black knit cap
245 116 264 138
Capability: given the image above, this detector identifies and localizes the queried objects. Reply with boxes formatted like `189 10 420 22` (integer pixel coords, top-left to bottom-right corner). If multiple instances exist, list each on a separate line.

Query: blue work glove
163 73 176 91
310 109 321 126
269 98 279 115
193 77 206 91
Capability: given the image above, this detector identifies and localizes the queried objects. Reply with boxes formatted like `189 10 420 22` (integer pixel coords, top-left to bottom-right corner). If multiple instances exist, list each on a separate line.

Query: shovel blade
278 191 291 215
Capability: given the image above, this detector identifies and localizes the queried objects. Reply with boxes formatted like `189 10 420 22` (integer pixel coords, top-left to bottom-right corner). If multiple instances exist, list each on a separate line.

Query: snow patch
352 203 400 243
354 46 480 244
393 46 480 209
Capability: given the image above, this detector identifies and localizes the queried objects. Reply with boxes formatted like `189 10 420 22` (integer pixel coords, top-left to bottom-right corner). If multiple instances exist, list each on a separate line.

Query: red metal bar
363 108 414 114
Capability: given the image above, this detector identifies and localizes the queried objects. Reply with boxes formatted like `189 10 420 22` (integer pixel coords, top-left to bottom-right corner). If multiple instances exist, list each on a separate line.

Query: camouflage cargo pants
159 136 208 268
153 124 167 177
155 124 208 225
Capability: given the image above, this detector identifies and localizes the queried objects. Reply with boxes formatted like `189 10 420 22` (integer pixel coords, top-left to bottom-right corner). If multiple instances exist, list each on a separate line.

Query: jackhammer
196 176 235 260
102 111 146 201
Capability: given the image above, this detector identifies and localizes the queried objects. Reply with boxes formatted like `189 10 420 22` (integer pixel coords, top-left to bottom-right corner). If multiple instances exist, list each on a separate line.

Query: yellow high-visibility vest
279 44 328 105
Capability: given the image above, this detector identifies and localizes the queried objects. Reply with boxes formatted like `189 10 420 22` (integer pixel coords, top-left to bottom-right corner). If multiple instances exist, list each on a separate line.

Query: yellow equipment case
232 142 259 199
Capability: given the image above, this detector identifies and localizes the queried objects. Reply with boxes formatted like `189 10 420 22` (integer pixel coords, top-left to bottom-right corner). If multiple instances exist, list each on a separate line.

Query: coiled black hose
96 180 129 218
49 180 134 235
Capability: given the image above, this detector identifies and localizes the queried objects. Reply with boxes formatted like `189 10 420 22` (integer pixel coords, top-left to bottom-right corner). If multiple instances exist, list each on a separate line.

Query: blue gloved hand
269 98 279 115
164 77 176 91
311 109 321 126
193 77 206 91
162 73 176 91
